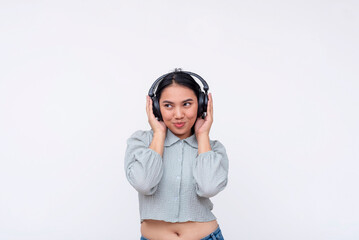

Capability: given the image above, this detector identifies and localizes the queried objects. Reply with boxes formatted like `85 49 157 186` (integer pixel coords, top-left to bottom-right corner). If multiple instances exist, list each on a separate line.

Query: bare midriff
141 219 219 240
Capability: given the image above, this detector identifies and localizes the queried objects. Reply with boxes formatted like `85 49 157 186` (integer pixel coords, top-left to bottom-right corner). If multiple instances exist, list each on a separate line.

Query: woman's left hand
194 92 213 137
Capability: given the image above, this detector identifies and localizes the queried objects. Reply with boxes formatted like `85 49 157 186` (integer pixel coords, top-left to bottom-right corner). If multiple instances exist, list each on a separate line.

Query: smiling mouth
174 122 185 128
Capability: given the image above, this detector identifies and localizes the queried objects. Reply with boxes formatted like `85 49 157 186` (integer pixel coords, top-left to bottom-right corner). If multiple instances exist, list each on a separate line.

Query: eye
164 104 172 108
184 102 191 106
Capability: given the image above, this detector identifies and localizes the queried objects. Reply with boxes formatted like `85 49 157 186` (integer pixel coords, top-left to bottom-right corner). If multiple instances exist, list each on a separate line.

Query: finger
207 93 213 117
148 97 155 118
146 96 150 117
146 96 153 120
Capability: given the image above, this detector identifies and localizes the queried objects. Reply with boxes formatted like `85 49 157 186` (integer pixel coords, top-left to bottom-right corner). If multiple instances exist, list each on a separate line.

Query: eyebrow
161 98 194 104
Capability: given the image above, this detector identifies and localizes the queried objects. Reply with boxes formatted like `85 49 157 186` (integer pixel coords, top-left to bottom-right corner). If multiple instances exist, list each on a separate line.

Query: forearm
192 139 229 198
149 132 166 156
124 130 164 195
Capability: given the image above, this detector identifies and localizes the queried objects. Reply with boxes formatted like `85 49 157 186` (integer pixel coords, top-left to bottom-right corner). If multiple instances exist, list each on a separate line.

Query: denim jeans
140 225 224 240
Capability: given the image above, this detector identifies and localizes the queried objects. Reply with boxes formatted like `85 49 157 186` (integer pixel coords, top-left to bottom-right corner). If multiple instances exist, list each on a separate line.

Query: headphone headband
148 69 209 97
148 68 209 121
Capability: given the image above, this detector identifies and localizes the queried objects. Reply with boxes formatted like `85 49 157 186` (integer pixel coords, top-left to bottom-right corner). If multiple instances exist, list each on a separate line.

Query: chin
172 127 193 138
170 128 186 134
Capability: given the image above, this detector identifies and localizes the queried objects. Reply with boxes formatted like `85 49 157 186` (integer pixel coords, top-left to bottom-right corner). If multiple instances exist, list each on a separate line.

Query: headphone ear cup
197 92 205 118
152 96 162 121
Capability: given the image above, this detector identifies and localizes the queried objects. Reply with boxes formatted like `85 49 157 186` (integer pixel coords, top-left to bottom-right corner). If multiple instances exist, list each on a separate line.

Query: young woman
124 70 229 240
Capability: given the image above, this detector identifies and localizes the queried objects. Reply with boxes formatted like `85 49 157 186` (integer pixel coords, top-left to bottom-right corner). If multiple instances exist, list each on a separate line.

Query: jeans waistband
200 226 221 240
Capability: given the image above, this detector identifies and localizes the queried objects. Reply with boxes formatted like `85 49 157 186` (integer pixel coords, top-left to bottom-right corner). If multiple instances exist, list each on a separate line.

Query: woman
124 70 229 240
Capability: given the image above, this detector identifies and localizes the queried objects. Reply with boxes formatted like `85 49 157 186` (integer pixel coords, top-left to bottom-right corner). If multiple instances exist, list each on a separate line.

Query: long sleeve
124 130 164 195
192 140 229 198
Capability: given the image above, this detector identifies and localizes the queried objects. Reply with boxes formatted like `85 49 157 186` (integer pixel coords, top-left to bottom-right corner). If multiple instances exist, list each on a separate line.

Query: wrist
153 131 166 139
196 132 210 139
196 134 211 154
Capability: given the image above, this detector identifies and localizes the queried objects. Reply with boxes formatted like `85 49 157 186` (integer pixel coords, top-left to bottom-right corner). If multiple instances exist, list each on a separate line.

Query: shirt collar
164 128 198 148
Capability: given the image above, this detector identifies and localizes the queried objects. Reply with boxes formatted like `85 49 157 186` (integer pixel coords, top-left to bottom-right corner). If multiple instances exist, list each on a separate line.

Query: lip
174 122 185 128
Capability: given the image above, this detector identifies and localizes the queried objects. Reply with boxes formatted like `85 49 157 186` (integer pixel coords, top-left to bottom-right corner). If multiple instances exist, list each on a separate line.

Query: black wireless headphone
148 68 209 121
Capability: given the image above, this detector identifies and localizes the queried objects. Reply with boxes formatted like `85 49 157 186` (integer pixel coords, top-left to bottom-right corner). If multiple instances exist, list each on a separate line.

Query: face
159 83 198 140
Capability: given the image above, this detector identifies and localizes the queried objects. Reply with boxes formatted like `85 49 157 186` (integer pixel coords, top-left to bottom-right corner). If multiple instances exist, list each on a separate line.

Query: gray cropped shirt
124 128 229 223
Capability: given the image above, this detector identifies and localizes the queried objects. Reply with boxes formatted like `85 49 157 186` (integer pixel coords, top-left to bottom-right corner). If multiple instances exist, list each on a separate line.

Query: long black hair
155 71 202 135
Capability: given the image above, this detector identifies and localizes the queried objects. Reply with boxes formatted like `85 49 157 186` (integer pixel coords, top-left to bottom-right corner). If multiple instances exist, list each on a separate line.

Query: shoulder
205 140 227 154
127 129 154 145
209 138 226 148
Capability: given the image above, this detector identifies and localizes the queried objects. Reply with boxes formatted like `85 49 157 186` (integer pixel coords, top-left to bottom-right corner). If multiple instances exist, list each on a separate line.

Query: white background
1 0 358 239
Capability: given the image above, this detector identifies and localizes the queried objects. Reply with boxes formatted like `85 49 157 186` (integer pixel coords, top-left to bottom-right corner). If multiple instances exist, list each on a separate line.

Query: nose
174 106 184 119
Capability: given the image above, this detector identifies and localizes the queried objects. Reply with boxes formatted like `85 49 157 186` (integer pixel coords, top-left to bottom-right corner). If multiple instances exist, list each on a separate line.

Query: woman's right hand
146 95 167 135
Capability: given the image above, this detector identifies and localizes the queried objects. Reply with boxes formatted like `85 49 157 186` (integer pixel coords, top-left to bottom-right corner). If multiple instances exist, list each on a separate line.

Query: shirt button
176 176 180 180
